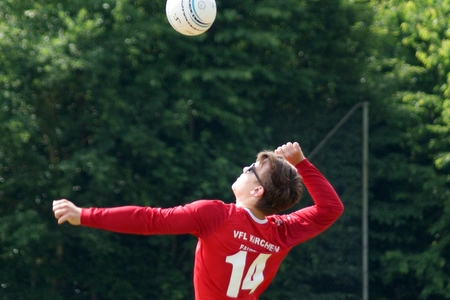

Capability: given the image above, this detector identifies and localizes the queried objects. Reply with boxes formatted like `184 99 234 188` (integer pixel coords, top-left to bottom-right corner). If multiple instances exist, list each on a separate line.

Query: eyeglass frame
246 163 264 187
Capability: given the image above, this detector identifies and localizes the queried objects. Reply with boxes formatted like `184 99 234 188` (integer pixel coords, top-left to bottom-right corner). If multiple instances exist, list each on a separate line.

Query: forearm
296 159 344 223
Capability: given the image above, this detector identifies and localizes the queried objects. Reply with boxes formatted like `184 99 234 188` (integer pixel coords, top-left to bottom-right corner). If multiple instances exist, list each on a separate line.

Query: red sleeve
271 159 344 244
80 200 230 237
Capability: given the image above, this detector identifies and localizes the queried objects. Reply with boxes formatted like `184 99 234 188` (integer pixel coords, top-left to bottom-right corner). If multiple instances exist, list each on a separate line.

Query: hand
275 142 305 166
53 199 82 225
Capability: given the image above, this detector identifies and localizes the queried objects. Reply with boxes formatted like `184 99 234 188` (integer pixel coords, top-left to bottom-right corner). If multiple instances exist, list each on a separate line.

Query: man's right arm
53 199 229 237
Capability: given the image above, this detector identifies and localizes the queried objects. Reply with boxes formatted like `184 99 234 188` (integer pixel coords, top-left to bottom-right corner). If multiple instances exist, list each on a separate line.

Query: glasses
246 163 264 187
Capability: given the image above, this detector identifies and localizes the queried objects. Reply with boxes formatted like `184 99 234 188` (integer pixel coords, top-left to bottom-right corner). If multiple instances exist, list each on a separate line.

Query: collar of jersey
243 208 268 224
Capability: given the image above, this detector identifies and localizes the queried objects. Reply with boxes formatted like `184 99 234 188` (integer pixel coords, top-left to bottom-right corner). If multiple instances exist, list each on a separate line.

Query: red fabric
81 159 343 299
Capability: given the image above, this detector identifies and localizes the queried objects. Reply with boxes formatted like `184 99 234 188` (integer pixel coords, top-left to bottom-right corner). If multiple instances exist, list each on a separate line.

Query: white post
362 102 369 300
308 102 369 300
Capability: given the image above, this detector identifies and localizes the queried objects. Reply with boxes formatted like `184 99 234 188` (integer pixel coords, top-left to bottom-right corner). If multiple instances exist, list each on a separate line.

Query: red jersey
81 159 343 299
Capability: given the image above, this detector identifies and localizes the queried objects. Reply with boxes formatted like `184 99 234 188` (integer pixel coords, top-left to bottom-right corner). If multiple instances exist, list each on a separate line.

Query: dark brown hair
255 151 304 215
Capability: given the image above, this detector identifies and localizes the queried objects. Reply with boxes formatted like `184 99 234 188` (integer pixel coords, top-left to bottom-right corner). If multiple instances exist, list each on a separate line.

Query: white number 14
225 251 271 298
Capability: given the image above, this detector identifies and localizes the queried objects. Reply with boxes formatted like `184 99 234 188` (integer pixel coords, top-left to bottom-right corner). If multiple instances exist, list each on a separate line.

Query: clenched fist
274 142 305 166
52 199 82 225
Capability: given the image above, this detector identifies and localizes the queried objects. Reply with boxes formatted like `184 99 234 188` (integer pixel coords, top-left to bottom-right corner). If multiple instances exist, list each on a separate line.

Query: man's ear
251 186 264 197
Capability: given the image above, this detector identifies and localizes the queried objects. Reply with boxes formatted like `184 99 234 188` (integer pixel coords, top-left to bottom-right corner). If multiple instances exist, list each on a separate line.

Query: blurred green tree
367 0 450 299
5 0 448 299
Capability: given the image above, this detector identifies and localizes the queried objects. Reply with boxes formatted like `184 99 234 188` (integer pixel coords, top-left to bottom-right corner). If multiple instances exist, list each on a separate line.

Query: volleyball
166 0 217 36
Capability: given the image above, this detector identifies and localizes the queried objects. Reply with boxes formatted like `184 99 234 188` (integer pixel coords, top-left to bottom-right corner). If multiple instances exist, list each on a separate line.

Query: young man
53 142 343 300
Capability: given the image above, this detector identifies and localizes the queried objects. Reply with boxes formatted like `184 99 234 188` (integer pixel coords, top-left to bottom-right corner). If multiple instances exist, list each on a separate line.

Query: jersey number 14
225 251 271 298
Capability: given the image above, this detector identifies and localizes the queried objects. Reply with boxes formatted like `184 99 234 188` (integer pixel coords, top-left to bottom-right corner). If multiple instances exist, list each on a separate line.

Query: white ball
166 0 217 36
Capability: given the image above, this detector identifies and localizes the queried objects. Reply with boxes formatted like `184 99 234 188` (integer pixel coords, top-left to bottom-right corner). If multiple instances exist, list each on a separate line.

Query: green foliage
0 0 372 298
2 0 450 299
367 0 450 298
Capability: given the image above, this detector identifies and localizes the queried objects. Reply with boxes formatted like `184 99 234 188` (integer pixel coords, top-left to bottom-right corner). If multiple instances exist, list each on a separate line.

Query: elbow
338 201 344 215
328 200 344 220
335 200 344 218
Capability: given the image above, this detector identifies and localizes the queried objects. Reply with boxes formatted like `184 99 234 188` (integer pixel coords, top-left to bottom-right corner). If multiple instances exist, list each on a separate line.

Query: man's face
231 161 266 198
243 163 264 186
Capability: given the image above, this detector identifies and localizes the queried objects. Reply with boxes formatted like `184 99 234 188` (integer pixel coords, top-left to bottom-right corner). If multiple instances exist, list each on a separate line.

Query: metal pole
308 103 364 160
307 102 369 300
362 102 369 300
